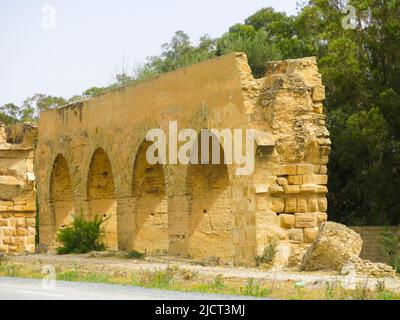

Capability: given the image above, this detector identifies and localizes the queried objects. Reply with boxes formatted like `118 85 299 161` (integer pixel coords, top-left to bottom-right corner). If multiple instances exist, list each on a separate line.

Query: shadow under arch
49 154 75 243
87 147 118 250
131 141 168 254
184 130 234 263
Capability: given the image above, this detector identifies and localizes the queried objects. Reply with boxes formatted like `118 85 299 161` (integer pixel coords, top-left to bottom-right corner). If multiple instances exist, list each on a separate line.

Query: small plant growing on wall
255 239 278 268
56 214 107 254
380 227 400 273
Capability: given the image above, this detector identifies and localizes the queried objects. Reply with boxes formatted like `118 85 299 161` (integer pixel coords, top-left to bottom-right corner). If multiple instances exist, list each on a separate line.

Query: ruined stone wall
35 53 330 266
248 57 331 266
351 226 400 263
0 123 37 254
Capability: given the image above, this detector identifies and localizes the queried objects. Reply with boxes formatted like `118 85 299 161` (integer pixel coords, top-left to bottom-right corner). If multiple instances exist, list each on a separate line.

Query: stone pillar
0 123 37 254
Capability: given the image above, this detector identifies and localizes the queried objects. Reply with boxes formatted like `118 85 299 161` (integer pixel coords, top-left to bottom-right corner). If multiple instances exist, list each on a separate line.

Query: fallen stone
300 222 363 271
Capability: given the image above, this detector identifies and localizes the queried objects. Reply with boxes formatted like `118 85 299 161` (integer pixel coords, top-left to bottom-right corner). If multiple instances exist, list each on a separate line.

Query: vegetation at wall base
125 250 146 260
56 214 107 254
255 239 278 267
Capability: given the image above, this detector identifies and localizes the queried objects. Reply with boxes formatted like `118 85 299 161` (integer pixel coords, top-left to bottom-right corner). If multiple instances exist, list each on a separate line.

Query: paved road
0 277 261 300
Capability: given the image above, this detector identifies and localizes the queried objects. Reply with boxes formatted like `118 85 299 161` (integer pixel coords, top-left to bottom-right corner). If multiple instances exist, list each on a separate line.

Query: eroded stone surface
300 222 363 271
0 123 37 254
34 53 331 266
342 256 397 278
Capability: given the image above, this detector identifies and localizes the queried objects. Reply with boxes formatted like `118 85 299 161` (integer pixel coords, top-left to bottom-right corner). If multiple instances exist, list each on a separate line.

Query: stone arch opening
185 132 234 263
132 141 168 254
87 148 118 250
49 154 75 240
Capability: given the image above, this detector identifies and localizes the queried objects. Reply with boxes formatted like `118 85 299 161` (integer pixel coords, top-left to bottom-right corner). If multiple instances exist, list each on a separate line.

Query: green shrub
56 214 107 254
255 239 278 267
380 228 400 273
240 278 270 297
125 250 145 260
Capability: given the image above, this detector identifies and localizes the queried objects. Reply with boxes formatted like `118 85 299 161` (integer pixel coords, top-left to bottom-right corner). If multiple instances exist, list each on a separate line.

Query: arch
185 131 234 263
49 154 75 242
87 148 118 250
131 141 168 254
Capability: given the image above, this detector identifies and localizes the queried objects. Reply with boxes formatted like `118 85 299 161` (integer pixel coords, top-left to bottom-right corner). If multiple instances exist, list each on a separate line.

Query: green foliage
375 280 386 292
56 214 107 254
255 239 278 266
217 29 281 78
380 228 400 273
57 270 79 281
132 268 176 289
0 264 18 277
144 31 216 75
125 250 145 260
0 103 19 124
240 278 270 297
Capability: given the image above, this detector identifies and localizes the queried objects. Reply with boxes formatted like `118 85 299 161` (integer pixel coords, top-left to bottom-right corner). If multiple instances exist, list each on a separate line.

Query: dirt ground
4 253 400 293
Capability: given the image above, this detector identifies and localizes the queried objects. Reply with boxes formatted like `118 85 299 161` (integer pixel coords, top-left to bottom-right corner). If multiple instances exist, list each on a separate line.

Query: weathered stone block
301 222 363 271
271 198 284 213
17 228 27 237
285 198 297 213
25 218 36 227
15 218 25 227
276 177 288 186
304 228 318 243
313 103 324 114
312 85 325 102
289 228 304 242
256 196 268 211
283 185 300 194
288 175 302 185
316 212 328 225
278 165 297 176
269 186 284 195
314 175 328 185
27 227 36 236
302 175 315 185
317 197 328 212
316 186 328 194
300 184 316 193
280 214 295 229
297 197 308 213
297 164 314 175
295 212 316 228
307 198 318 212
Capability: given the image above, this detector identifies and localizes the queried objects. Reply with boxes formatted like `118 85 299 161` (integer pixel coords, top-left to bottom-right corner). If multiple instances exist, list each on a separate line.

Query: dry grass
0 259 399 300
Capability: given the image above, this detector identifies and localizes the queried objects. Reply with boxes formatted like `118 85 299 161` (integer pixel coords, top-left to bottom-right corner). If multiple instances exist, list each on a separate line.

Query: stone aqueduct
33 53 331 266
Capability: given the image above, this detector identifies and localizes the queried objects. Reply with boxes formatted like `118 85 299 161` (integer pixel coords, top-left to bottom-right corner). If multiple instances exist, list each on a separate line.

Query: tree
217 29 281 78
20 94 66 122
0 103 19 124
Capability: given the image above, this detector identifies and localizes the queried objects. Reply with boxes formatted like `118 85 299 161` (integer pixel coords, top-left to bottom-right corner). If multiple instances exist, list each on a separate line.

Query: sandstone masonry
0 123 37 254
35 53 331 266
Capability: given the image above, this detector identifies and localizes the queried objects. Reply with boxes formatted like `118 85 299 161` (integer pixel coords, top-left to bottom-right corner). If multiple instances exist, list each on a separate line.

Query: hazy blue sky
0 0 298 106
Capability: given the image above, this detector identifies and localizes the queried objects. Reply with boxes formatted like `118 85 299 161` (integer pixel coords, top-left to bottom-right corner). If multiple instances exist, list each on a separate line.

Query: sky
0 0 298 106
